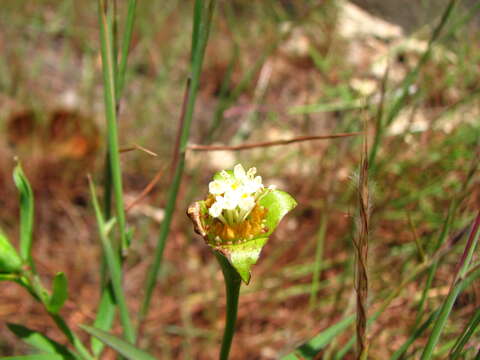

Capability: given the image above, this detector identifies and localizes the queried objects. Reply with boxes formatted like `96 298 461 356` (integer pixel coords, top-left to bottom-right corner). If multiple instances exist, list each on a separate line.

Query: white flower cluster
208 164 268 225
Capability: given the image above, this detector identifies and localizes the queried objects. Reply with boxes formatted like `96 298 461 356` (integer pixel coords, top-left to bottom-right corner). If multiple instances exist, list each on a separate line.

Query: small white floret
209 201 223 218
209 180 227 195
233 164 247 180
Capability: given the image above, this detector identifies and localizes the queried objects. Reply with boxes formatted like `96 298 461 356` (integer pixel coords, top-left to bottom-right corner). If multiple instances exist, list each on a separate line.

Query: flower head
187 163 297 284
207 164 266 226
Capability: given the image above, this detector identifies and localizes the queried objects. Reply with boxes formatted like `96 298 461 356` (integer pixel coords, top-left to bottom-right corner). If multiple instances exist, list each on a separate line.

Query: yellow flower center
204 196 268 244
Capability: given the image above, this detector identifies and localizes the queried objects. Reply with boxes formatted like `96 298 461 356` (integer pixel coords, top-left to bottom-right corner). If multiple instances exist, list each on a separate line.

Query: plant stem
215 253 242 360
98 0 128 251
90 178 136 345
22 270 94 360
139 0 217 321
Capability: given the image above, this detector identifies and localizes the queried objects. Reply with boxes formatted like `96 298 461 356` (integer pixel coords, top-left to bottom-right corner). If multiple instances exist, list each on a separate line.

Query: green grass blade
421 215 480 359
12 163 35 270
7 323 77 360
368 0 459 167
390 310 440 360
96 0 137 353
140 0 217 320
450 307 480 359
98 0 128 251
91 284 116 356
116 0 136 100
2 355 69 360
89 179 136 344
81 325 156 360
414 204 456 327
309 214 327 309
281 315 355 360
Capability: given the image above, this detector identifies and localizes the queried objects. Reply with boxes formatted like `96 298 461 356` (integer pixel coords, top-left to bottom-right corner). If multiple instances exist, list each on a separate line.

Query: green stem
51 313 94 360
22 270 94 360
139 0 217 321
116 0 136 100
98 0 127 251
215 253 241 360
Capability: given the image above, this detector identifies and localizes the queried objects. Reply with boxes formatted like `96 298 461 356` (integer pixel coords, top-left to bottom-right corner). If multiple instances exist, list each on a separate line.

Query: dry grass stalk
354 123 370 359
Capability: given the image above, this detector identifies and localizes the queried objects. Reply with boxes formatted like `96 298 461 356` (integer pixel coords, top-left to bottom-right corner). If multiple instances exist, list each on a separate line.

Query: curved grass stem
215 252 242 360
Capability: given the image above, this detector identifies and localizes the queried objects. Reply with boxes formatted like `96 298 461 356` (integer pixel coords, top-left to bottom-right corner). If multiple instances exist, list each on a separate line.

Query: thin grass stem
98 0 128 251
139 0 217 321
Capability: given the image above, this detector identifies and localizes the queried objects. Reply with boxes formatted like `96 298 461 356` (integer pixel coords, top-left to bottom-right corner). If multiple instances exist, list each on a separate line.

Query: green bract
0 230 22 274
188 165 297 283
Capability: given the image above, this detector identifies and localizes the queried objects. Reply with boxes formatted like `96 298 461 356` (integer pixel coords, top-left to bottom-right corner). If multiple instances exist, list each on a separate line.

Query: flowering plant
188 164 297 283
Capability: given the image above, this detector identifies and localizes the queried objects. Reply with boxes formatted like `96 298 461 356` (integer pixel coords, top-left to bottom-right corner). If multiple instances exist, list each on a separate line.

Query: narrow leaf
2 354 68 360
421 213 480 360
91 285 117 356
0 229 22 273
47 272 68 314
89 178 136 344
81 325 156 360
7 323 76 359
450 307 480 359
281 315 355 360
13 163 35 268
390 310 440 360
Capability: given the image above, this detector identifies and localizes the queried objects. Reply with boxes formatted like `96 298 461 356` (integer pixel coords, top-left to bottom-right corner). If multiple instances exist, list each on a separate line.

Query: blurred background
0 0 479 359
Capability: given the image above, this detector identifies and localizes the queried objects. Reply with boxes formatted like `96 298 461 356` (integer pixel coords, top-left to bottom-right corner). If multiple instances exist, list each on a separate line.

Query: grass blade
2 355 69 360
116 0 136 100
390 310 440 360
7 323 77 360
95 0 137 354
91 285 116 356
368 0 459 167
449 307 480 359
98 0 128 251
89 178 136 344
309 214 327 309
421 212 480 359
281 315 355 360
81 325 156 360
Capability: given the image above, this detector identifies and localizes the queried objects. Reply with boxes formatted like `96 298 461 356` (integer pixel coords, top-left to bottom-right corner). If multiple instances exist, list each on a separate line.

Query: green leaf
0 230 22 273
0 273 20 282
13 163 35 269
89 178 136 344
7 323 76 359
81 325 156 360
91 285 117 357
258 190 297 238
217 237 268 284
47 272 68 314
2 355 68 360
218 189 296 283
